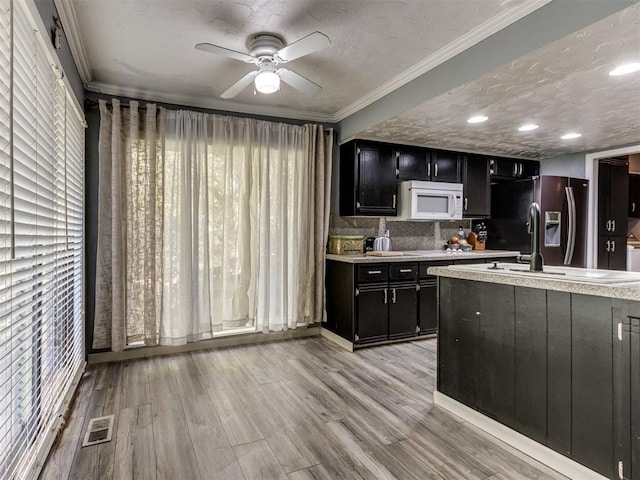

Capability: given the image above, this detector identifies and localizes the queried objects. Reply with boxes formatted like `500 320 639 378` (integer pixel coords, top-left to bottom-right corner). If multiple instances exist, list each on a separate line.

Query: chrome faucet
527 202 544 271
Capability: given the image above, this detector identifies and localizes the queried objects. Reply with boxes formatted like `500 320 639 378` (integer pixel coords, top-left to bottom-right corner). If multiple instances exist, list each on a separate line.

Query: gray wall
33 0 84 104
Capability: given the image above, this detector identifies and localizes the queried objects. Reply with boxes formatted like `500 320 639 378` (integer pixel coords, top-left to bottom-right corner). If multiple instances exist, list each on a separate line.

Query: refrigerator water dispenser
545 211 561 247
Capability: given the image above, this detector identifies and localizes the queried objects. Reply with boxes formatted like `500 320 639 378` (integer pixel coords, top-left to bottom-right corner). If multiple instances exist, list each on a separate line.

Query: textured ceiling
60 0 640 159
362 3 640 159
66 0 535 118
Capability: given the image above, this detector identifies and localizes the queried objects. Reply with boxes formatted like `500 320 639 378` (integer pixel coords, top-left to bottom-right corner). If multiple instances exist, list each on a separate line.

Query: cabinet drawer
389 263 418 281
357 264 388 283
419 260 452 279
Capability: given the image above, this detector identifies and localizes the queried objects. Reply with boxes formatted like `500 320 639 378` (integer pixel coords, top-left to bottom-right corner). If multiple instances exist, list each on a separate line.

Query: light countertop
428 263 640 301
326 250 520 264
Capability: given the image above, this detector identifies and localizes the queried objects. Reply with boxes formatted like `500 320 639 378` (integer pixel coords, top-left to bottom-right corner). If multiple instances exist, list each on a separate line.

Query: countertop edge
325 250 520 264
428 266 640 301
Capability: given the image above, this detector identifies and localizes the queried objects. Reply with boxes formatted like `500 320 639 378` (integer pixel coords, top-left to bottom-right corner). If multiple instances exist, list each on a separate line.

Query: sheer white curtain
94 103 333 350
94 100 164 351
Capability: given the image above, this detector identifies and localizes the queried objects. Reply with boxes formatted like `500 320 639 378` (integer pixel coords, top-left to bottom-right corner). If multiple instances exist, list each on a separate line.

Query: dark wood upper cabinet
598 158 628 270
396 146 428 181
429 149 460 182
628 173 640 218
340 140 397 216
461 154 490 217
489 157 539 179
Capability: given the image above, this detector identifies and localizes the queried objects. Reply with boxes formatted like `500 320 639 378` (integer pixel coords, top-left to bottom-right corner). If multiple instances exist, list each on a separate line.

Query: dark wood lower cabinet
546 290 572 456
438 279 637 480
514 287 547 443
326 256 518 347
613 301 640 480
389 283 418 339
571 295 614 478
356 285 388 343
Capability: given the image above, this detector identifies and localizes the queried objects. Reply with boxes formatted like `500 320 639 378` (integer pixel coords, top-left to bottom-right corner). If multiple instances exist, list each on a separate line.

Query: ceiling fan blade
195 43 254 63
275 32 330 62
220 71 258 99
278 68 322 95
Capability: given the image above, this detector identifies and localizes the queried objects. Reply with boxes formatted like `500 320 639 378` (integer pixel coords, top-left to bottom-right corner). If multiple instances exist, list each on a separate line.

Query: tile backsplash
328 215 472 251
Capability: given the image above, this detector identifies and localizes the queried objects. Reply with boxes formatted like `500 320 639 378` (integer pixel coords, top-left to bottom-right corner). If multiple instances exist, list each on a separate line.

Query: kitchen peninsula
429 262 640 480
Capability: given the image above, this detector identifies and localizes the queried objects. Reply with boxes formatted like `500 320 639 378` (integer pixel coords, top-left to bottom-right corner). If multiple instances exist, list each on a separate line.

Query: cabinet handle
383 289 388 304
606 219 611 232
611 240 616 253
633 201 636 213
612 219 616 232
399 268 412 273
392 194 396 209
464 197 468 211
427 163 431 177
368 270 382 274
513 163 518 176
392 288 396 304
434 163 438 177
606 240 610 252
519 163 523 176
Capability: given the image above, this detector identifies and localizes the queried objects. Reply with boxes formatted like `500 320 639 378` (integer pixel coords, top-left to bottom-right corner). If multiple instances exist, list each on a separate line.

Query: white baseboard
89 326 320 364
433 392 608 480
320 327 354 352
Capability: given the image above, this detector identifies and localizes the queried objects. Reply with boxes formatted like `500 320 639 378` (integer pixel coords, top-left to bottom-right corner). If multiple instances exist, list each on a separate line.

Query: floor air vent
82 415 115 447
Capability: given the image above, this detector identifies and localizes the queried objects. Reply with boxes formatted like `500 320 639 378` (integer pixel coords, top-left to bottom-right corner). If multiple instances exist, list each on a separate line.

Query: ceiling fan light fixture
609 62 640 76
254 70 280 94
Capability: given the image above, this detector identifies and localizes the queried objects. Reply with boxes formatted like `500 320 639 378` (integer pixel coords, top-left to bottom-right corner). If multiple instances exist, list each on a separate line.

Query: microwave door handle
449 193 456 216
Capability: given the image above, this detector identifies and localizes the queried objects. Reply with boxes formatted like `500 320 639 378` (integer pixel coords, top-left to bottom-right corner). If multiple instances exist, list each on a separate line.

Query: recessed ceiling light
609 62 640 76
468 115 488 124
518 124 539 132
561 132 581 140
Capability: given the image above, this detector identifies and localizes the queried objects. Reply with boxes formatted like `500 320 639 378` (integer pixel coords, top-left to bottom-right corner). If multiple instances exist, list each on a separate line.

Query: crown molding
333 0 552 122
86 81 337 123
54 0 92 85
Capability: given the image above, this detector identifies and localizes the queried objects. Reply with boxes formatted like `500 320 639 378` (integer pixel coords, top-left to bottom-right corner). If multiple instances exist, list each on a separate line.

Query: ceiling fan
195 31 331 99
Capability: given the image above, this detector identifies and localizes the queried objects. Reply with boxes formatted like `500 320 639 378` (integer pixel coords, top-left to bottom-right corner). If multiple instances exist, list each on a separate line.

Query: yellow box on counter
328 235 364 255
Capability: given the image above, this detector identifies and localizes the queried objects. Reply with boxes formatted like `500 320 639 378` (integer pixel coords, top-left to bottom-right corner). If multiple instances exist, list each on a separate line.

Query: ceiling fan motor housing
248 34 285 59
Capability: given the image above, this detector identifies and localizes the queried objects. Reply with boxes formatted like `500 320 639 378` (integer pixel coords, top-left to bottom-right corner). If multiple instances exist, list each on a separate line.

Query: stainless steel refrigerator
482 176 589 267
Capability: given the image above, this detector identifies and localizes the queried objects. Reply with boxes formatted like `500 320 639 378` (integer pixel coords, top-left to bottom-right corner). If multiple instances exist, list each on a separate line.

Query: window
0 1 85 478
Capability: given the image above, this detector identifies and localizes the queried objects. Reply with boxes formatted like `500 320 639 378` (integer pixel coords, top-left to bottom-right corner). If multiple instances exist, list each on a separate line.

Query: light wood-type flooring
40 336 568 480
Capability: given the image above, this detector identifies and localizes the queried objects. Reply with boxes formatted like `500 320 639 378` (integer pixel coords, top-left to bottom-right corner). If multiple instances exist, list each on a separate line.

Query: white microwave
397 181 463 221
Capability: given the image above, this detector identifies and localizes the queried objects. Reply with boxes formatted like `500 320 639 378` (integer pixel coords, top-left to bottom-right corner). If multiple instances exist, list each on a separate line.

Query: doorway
585 144 640 269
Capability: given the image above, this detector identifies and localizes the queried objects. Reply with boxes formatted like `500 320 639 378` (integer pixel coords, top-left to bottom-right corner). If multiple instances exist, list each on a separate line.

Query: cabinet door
438 278 481 407
461 154 490 217
430 150 460 182
609 238 628 271
519 159 539 178
356 286 388 343
546 291 572 456
388 284 418 339
629 174 640 218
572 294 614 478
357 143 397 216
609 162 629 234
396 146 428 181
418 278 438 334
514 287 547 444
490 157 517 178
613 301 640 480
478 282 515 426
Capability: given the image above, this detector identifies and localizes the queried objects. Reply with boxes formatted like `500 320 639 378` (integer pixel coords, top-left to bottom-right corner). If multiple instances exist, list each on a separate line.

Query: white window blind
0 1 85 479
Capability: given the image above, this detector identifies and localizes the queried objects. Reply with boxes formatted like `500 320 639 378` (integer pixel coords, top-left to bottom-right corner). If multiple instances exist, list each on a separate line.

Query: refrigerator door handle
564 186 577 265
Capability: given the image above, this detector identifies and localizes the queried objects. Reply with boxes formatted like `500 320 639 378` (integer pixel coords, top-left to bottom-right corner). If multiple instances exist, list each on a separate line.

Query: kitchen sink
451 263 640 284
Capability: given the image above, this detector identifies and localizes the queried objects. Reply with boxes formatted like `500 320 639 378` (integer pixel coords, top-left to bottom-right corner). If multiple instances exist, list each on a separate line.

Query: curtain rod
84 99 334 133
